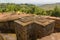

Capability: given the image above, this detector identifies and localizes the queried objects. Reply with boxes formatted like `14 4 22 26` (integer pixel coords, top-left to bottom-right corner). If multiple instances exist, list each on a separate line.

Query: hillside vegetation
0 3 60 17
0 3 45 15
40 3 60 10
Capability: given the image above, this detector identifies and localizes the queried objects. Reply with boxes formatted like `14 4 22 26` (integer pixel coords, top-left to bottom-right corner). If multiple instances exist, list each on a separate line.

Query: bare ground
37 32 60 40
0 32 60 40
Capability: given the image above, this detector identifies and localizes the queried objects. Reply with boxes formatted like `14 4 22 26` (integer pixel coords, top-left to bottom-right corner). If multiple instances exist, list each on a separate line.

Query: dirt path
0 33 16 40
0 33 60 40
37 33 60 40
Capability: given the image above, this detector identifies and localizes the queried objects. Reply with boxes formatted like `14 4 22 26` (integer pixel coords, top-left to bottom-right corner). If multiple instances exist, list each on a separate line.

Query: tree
51 6 60 17
46 10 53 16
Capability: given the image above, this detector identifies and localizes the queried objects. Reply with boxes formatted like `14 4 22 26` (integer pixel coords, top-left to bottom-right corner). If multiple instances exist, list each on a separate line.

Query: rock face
0 14 57 40
14 15 55 40
44 16 60 32
46 16 60 28
0 13 20 33
0 13 32 33
0 21 15 33
36 16 60 32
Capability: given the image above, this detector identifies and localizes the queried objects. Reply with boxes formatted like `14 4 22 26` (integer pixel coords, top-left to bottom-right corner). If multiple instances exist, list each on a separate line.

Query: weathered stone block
14 16 55 40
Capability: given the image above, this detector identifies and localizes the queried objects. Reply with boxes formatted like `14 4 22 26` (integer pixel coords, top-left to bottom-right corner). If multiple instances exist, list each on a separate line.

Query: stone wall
39 16 60 28
14 23 28 40
14 22 55 40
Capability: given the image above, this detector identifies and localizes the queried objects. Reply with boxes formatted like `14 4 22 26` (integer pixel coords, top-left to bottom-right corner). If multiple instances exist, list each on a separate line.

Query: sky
0 0 60 4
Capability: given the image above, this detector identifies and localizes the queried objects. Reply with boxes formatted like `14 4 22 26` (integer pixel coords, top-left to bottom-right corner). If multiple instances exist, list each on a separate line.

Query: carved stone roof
14 15 55 26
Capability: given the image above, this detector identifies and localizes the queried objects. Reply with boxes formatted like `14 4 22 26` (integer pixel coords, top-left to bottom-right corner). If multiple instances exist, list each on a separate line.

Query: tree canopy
0 3 60 17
